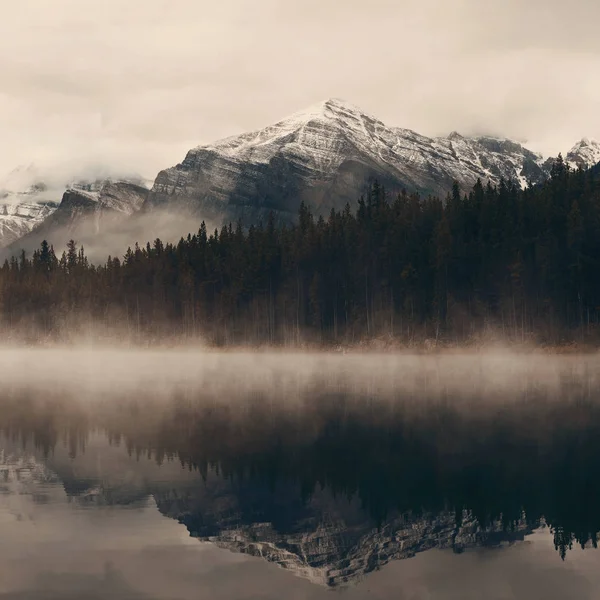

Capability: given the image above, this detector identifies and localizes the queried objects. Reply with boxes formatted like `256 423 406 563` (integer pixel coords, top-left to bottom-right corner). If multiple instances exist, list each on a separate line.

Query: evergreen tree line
1 154 599 345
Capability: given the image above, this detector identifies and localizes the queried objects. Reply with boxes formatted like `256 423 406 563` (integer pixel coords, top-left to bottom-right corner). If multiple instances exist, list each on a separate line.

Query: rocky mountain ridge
5 179 149 257
0 166 151 248
2 99 599 252
566 137 600 170
145 98 600 224
0 196 59 247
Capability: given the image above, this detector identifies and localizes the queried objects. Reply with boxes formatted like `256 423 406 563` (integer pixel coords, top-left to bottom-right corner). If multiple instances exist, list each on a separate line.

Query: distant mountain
566 137 600 170
144 98 599 225
0 167 61 247
40 180 148 228
4 100 599 254
6 179 149 258
0 193 58 247
0 163 153 251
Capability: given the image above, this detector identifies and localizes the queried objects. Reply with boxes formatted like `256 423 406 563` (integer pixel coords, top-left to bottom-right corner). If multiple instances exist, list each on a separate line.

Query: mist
0 346 597 402
0 161 151 198
4 207 217 264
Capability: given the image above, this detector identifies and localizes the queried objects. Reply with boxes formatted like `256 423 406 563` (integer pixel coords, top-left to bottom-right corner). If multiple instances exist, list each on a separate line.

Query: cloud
0 0 599 182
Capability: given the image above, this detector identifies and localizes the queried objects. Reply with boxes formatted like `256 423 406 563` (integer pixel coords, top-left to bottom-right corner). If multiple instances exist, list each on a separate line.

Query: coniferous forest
2 155 600 346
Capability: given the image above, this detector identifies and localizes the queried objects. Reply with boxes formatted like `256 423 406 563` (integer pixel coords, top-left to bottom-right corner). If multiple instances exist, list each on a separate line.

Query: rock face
0 195 59 247
3 100 599 250
566 138 600 170
7 180 148 257
37 181 147 229
0 163 153 251
144 98 598 225
0 170 61 247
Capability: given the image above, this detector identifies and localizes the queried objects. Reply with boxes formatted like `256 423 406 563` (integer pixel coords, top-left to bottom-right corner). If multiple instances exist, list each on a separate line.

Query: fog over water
0 346 598 403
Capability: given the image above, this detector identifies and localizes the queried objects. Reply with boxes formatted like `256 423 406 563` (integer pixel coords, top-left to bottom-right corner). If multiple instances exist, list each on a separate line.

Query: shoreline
0 334 595 355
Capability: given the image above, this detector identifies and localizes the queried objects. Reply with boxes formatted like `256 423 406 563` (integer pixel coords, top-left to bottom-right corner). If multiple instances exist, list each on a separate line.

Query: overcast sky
1 0 599 183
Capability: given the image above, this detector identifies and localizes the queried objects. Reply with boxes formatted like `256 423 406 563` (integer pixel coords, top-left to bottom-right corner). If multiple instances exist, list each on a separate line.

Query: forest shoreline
3 160 599 353
0 332 596 355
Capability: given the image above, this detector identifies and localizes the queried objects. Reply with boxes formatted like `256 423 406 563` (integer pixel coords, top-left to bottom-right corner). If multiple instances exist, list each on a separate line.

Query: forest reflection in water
1 350 600 597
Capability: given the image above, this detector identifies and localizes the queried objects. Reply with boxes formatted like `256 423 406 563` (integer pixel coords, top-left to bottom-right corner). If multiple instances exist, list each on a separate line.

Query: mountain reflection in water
1 351 600 597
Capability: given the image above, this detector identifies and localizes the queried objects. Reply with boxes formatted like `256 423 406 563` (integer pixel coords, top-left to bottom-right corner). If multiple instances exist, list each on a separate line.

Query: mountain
4 100 599 253
144 98 596 225
566 137 600 170
0 163 154 252
6 179 149 258
40 180 148 227
0 191 59 247
0 166 61 247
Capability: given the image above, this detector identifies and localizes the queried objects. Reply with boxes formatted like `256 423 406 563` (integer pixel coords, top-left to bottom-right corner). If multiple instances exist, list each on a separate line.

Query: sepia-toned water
1 349 600 599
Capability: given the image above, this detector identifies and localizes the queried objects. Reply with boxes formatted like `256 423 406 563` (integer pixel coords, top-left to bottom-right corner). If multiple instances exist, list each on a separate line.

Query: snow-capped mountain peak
0 167 152 249
566 137 600 170
4 100 599 251
0 165 62 247
282 97 371 121
201 97 383 162
150 98 576 227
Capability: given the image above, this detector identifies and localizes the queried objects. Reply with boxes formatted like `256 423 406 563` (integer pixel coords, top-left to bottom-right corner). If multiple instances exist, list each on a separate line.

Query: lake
1 349 599 599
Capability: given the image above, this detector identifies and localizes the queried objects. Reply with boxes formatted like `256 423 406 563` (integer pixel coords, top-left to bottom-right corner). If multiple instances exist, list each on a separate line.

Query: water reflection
1 352 600 596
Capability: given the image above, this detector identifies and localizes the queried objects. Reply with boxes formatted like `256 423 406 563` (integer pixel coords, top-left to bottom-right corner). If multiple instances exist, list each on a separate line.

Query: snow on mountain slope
5 100 598 249
566 138 600 170
50 180 148 224
0 174 61 247
145 98 554 224
0 197 59 247
207 100 545 188
0 165 152 249
4 179 149 260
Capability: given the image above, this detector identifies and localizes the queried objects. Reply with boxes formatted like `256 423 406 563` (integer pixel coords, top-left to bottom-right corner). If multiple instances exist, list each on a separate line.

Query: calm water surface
1 349 600 599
